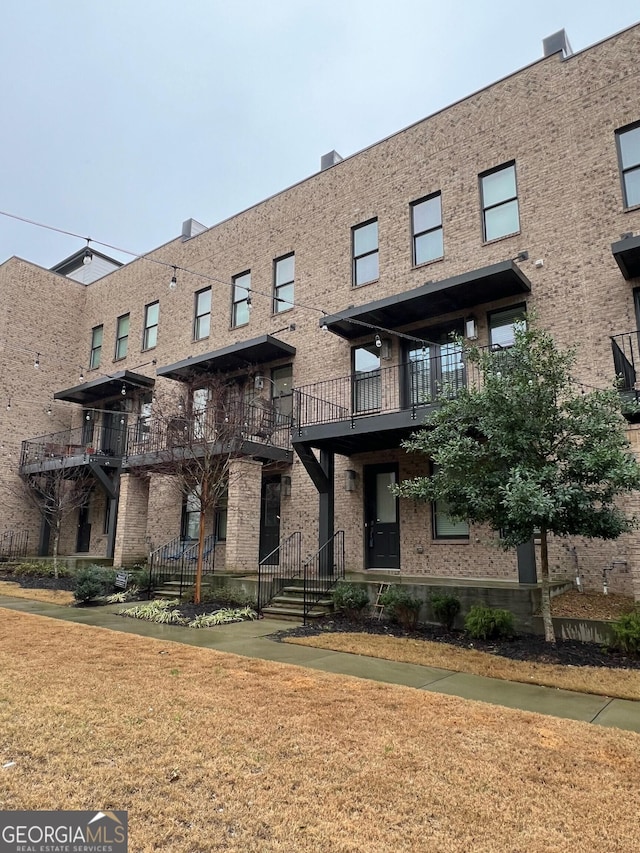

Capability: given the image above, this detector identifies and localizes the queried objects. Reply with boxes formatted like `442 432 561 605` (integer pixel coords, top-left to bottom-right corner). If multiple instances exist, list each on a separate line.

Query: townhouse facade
2 24 640 599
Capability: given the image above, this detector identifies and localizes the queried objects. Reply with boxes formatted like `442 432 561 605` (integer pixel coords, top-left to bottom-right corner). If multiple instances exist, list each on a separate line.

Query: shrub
430 593 461 631
332 583 370 621
73 566 104 604
612 610 640 655
464 604 514 640
13 562 71 578
189 607 257 628
122 599 186 624
379 585 422 630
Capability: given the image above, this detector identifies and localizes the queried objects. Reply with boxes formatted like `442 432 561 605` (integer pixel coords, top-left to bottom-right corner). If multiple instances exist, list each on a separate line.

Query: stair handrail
257 531 302 613
302 531 345 624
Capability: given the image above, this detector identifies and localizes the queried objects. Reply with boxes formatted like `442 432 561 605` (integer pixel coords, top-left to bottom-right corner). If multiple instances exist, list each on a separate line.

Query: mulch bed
0 571 76 593
269 615 640 670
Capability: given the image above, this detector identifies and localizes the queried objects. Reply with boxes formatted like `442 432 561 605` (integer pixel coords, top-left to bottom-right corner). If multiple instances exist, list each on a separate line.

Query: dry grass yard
286 633 640 701
1 609 639 852
0 580 74 606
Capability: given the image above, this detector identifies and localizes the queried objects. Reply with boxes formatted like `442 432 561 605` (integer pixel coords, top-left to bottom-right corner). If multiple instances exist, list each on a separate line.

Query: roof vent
320 150 343 171
542 29 573 58
181 218 207 241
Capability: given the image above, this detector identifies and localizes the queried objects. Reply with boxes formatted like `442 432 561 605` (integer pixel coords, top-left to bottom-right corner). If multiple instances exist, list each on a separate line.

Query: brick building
2 24 640 600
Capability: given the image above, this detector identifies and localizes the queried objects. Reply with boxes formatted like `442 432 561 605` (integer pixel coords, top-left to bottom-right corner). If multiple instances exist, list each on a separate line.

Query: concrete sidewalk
1 593 639 733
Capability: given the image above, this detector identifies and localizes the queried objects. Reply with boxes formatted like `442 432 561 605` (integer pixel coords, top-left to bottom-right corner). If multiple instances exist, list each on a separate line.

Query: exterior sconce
281 475 292 497
345 469 357 492
380 339 392 360
254 375 265 391
465 317 478 340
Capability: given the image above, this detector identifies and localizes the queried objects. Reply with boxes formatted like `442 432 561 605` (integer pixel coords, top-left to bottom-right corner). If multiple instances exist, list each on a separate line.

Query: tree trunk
539 525 556 643
194 480 208 605
53 518 60 580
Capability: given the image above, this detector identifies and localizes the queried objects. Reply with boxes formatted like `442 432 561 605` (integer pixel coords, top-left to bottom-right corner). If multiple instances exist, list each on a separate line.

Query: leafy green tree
395 322 640 643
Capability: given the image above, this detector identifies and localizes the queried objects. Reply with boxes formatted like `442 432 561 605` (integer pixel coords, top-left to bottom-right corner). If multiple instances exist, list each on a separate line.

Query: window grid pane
115 315 129 360
232 272 251 327
274 256 294 313
481 164 520 241
195 288 212 339
143 302 159 350
619 125 640 169
90 325 103 369
353 220 379 286
624 166 640 208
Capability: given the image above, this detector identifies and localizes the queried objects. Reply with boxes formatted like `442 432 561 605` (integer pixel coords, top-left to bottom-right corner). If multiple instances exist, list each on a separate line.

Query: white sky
1 0 639 269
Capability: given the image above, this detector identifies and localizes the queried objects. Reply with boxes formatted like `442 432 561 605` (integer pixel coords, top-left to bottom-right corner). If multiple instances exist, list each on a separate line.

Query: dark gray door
76 506 91 553
259 476 281 563
364 463 399 569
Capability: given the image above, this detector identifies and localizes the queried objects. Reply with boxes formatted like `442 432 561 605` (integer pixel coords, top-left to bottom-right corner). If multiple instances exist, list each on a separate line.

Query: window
406 331 464 406
352 219 379 285
194 287 211 340
136 395 152 444
90 325 103 369
411 193 443 265
115 314 129 360
274 254 294 313
431 465 469 539
232 271 251 328
617 122 640 208
143 301 159 350
271 364 293 418
489 305 526 349
215 495 228 541
182 490 201 540
353 344 381 413
480 162 519 241
192 387 210 439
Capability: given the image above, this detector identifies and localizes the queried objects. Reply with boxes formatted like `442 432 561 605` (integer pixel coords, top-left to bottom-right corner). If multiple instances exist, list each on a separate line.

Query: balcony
611 330 640 416
20 424 125 475
293 350 476 455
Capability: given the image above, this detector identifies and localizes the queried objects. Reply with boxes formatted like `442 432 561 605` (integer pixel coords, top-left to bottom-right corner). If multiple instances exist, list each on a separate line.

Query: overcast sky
1 0 638 270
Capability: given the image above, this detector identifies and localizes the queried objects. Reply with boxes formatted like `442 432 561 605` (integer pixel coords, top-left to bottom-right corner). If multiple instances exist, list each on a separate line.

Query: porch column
113 473 149 565
225 457 262 572
318 450 335 576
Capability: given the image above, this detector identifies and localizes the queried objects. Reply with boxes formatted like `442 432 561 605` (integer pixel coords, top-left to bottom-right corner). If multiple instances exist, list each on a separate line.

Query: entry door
364 463 400 569
102 407 126 456
76 506 91 553
259 476 282 563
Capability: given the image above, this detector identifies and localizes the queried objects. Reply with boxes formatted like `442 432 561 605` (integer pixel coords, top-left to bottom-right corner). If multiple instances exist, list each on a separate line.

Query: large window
232 271 251 328
89 325 103 369
352 219 379 286
273 254 294 313
489 305 526 349
271 364 293 417
182 490 201 540
411 193 443 265
431 465 469 539
114 314 129 360
136 394 152 444
480 162 520 241
353 343 381 413
194 288 211 340
143 301 159 350
617 122 640 208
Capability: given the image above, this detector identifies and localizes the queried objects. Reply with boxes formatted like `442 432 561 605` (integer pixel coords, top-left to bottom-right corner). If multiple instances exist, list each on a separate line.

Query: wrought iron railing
147 533 217 599
293 352 472 430
611 331 640 399
257 531 302 612
0 530 29 561
20 423 126 469
302 530 345 623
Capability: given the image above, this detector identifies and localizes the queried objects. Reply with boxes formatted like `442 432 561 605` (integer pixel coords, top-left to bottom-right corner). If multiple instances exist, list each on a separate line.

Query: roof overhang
322 260 532 339
157 334 296 381
612 234 640 280
54 370 155 405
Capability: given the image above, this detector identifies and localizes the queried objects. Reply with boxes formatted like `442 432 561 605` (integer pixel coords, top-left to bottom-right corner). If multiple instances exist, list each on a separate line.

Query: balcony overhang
54 370 155 405
157 334 296 381
322 260 531 339
612 234 640 280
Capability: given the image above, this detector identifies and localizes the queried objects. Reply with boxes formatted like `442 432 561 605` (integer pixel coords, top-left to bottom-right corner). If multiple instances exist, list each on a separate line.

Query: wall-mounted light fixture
281 475 292 497
380 339 392 360
345 469 357 492
465 317 478 340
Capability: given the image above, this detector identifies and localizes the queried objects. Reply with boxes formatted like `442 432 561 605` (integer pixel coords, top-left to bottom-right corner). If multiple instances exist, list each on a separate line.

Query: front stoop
261 584 334 621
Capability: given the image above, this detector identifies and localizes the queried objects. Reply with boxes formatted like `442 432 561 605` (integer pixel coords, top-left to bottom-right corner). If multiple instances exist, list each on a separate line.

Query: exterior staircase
261 579 334 621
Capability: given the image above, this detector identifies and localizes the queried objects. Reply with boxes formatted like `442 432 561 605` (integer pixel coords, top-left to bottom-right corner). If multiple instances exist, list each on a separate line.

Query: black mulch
268 616 640 671
0 572 76 592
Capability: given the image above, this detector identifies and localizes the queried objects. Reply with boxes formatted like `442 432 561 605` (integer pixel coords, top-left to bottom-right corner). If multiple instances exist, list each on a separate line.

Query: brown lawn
0 610 639 852
0 580 74 606
286 633 640 700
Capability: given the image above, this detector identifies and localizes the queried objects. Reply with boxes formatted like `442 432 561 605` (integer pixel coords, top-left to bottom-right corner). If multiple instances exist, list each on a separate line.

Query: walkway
1 593 639 733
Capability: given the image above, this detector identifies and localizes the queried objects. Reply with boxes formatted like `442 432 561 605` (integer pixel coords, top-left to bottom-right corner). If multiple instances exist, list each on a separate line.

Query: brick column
113 473 150 566
225 458 262 572
626 427 640 602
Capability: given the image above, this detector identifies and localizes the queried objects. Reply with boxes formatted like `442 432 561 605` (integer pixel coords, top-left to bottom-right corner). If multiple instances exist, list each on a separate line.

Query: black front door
364 463 400 569
259 476 281 563
76 506 91 553
101 407 126 456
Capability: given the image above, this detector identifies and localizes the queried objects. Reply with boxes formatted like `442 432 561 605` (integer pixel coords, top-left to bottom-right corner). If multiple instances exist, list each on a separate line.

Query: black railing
257 531 302 612
303 531 345 623
293 352 472 430
147 533 216 599
20 423 126 469
0 530 29 561
611 331 640 399
125 400 292 461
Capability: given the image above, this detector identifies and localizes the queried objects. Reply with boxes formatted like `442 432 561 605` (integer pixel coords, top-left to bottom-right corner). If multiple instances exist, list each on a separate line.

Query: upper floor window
115 314 129 360
480 162 519 242
489 304 526 349
352 219 379 286
89 325 103 369
194 287 211 340
232 271 251 328
274 254 294 313
352 343 381 413
617 122 640 208
143 301 159 350
411 193 443 265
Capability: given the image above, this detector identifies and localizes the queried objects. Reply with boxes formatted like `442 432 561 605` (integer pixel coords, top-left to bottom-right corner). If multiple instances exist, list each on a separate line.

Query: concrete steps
261 583 334 621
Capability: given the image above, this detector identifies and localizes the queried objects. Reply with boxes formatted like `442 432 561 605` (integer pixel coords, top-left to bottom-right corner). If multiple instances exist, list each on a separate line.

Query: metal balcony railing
611 331 640 397
0 530 29 561
20 423 126 469
293 351 474 430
